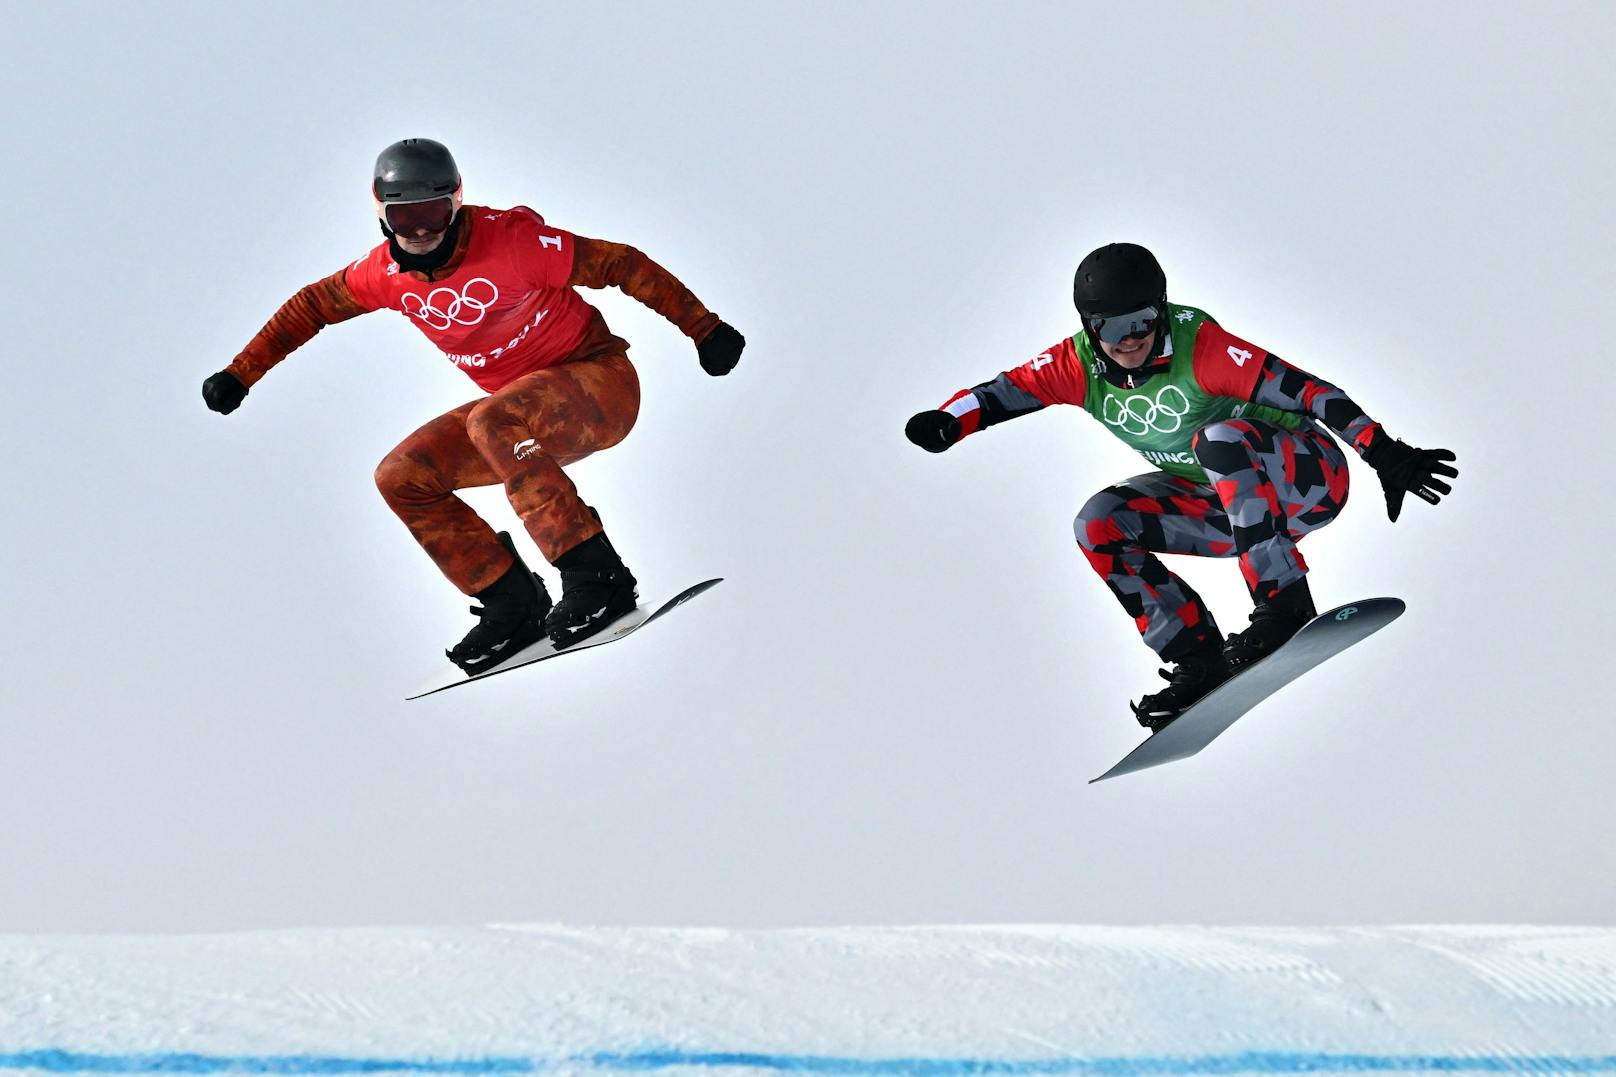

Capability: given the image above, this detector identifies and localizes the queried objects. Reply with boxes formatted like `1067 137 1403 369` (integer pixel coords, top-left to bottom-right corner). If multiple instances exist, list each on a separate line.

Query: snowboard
407 578 723 700
1090 597 1405 783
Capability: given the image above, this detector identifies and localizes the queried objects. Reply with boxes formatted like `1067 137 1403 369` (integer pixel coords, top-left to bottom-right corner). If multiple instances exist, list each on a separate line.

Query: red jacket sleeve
1192 320 1389 456
227 269 375 387
500 208 578 290
1190 320 1269 400
937 338 1085 441
1004 337 1088 407
567 235 720 343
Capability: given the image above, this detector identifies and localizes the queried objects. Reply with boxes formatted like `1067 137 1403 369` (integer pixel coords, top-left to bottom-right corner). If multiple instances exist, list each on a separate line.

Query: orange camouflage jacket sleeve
567 237 721 343
226 270 373 387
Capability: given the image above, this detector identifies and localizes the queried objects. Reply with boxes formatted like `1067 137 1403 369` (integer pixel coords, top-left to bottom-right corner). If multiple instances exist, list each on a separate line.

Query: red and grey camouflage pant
1074 419 1350 659
373 353 640 595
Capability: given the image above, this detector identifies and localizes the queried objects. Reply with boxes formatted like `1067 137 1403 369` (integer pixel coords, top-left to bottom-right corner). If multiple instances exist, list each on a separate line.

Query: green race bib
1075 305 1300 483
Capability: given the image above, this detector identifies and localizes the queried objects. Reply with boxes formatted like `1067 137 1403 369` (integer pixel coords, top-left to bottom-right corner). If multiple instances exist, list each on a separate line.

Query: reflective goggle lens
384 197 456 235
1086 305 1162 345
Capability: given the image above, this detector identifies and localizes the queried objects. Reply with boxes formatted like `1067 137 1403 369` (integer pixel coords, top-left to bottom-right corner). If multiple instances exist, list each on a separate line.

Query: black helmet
372 138 462 205
1072 242 1167 316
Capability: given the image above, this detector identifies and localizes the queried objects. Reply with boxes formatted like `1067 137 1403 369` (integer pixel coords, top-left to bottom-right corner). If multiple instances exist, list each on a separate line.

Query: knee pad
1192 419 1258 463
373 452 412 500
1074 488 1130 550
464 397 527 459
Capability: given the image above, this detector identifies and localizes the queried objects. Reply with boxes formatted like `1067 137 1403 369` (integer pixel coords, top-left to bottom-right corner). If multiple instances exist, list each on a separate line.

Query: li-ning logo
514 438 542 461
402 277 499 331
1335 606 1360 622
1102 384 1191 436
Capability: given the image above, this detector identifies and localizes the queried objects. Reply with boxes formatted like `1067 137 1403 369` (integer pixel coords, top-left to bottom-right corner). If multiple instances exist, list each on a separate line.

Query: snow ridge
1 926 1612 1073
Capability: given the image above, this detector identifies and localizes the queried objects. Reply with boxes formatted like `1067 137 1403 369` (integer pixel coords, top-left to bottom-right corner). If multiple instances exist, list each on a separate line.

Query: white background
2 2 1612 932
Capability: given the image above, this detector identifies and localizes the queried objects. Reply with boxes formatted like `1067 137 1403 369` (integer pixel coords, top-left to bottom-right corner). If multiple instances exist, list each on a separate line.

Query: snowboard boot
1131 640 1232 733
445 532 553 675
1223 577 1317 671
544 519 638 650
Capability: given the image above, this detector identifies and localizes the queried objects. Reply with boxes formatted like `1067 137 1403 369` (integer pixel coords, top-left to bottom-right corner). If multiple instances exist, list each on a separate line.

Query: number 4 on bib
1091 597 1404 783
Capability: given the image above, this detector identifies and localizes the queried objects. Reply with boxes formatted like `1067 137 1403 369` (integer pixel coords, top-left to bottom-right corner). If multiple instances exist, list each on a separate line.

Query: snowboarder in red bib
905 243 1456 730
203 138 745 672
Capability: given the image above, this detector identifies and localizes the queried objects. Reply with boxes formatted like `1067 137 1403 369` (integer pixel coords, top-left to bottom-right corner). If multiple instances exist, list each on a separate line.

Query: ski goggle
1085 304 1163 346
380 196 457 235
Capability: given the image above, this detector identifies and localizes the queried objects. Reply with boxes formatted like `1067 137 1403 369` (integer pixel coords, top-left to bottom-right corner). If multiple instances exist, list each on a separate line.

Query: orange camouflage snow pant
373 353 640 595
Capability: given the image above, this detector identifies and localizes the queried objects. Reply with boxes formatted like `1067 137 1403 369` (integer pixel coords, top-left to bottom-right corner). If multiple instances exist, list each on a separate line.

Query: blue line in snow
581 1052 1616 1075
0 1055 532 1075
5 1051 1616 1076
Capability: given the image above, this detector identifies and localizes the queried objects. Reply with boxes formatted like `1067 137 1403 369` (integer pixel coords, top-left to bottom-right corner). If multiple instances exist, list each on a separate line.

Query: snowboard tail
1090 597 1405 783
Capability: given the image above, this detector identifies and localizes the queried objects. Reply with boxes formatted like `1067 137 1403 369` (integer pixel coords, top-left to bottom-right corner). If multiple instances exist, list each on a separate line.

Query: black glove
1361 436 1457 522
202 370 248 414
905 410 962 453
697 321 744 376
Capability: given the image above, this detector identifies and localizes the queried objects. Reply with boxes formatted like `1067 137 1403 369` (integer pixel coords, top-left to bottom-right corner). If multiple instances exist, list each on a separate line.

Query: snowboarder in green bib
905 243 1457 730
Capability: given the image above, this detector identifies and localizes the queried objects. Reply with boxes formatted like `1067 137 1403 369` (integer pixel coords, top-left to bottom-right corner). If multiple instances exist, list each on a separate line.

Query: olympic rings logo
401 277 500 331
1102 384 1191 436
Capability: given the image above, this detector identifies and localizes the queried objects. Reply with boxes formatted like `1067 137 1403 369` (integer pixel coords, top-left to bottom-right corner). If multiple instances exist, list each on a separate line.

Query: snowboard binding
1224 578 1317 670
1131 648 1232 732
545 520 638 651
446 532 552 676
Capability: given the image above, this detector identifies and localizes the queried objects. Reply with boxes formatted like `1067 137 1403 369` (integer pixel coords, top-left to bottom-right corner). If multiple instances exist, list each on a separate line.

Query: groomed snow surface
2 926 1614 1074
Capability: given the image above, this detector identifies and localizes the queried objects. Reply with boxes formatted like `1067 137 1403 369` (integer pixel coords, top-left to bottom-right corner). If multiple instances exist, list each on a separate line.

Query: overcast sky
3 1 1613 933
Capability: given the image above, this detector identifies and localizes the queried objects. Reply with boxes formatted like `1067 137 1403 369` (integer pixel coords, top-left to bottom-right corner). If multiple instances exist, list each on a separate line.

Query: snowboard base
406 578 723 700
1090 597 1405 783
